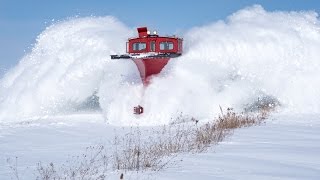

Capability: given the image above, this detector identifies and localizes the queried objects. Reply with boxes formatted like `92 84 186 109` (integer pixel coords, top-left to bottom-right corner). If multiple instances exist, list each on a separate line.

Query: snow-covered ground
0 113 319 179
161 114 320 180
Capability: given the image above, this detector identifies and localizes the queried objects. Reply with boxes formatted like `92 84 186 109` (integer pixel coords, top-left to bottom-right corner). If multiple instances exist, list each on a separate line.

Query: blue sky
0 0 319 71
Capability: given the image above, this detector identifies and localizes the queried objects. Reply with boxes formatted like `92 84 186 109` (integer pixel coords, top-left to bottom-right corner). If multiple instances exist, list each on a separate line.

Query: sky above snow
0 0 319 70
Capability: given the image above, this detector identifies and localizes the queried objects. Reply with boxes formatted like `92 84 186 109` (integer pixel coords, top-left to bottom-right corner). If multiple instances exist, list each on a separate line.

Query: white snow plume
0 16 136 122
1 5 320 125
159 5 320 118
104 5 320 125
0 66 5 78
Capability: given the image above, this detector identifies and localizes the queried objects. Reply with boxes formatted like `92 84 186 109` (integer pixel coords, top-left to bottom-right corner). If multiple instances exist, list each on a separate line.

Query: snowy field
1 5 320 179
0 113 319 179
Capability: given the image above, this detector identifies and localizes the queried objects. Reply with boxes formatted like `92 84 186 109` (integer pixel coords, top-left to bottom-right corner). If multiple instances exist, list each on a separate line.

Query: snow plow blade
111 54 131 59
111 53 181 59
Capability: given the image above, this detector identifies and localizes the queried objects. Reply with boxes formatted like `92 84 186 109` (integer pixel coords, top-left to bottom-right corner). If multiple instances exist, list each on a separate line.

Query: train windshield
133 42 146 51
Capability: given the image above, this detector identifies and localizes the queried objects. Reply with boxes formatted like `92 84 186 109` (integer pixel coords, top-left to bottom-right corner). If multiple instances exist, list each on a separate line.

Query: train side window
160 42 174 50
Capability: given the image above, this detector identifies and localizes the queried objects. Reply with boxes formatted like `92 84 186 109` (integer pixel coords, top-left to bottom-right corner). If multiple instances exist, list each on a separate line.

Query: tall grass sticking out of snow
29 109 267 179
112 108 266 172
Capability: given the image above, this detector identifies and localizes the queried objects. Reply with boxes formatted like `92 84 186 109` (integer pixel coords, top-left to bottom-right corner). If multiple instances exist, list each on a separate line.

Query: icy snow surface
0 5 320 179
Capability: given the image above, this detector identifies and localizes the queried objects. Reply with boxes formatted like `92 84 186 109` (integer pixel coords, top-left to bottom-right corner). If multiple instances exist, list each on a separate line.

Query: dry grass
112 108 267 172
194 107 266 152
36 145 109 180
6 157 20 180
11 108 268 179
112 124 194 172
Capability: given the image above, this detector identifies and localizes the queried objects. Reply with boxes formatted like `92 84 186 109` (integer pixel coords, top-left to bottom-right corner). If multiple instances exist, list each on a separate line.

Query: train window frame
150 41 156 51
178 40 182 51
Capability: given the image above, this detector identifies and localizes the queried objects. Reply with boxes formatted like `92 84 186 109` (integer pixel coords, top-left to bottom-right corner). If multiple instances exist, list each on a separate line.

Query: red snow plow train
111 27 183 115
